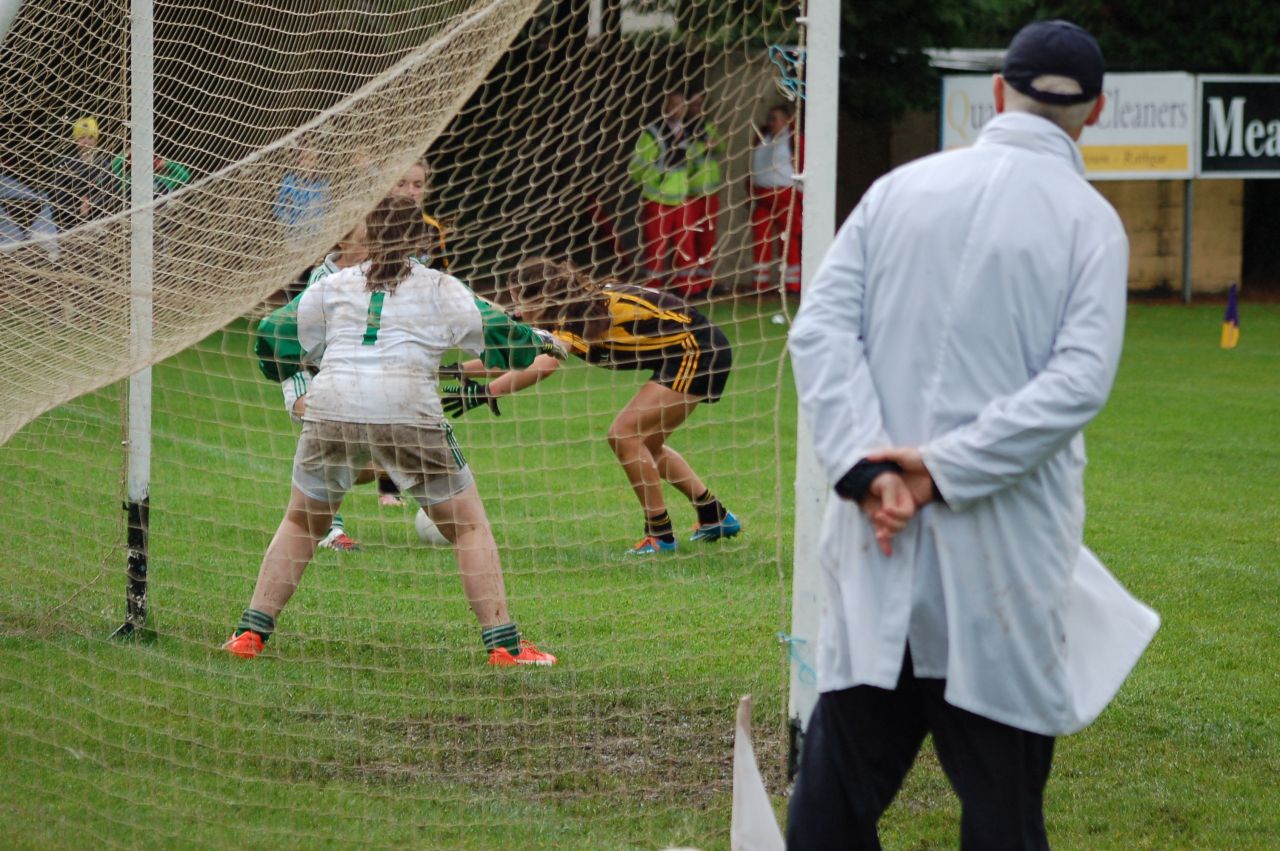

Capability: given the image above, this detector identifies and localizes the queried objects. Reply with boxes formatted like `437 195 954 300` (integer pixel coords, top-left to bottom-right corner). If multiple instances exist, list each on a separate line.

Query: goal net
0 0 803 844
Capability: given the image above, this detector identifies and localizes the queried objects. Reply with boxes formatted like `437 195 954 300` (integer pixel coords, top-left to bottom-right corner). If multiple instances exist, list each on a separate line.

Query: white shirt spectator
751 127 795 189
0 174 59 260
789 111 1131 736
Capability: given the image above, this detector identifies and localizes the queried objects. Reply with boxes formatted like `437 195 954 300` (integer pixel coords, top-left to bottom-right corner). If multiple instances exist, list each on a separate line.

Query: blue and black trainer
689 511 742 543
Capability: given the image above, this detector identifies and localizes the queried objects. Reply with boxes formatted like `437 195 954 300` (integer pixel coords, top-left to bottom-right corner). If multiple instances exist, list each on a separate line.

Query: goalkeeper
225 196 564 665
253 161 463 548
443 257 739 556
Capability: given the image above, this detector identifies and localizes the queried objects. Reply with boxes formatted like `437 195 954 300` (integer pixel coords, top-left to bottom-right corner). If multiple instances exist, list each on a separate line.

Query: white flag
731 695 785 851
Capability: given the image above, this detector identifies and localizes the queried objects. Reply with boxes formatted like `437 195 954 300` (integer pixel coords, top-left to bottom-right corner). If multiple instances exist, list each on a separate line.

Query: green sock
481 622 521 656
235 608 275 642
331 513 344 530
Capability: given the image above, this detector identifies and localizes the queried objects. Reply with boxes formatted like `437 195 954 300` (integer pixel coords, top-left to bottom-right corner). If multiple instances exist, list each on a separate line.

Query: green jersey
110 156 192 197
687 119 725 196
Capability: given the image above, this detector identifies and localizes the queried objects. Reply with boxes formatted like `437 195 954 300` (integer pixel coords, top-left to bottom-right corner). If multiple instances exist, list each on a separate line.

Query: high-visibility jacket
687 119 725 196
629 122 689 206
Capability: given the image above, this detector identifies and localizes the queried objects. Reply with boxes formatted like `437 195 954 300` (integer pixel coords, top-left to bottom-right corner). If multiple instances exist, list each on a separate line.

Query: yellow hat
72 117 99 140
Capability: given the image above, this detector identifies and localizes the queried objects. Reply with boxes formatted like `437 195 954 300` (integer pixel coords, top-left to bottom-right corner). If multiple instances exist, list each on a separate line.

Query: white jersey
296 260 484 424
751 128 795 189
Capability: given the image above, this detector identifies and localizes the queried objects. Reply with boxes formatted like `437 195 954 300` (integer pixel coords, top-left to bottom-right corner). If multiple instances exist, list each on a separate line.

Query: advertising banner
1197 76 1280 178
941 73 1196 180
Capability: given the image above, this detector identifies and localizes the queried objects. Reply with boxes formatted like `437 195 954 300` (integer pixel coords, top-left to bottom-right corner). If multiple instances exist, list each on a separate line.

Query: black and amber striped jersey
552 284 711 372
420 212 449 270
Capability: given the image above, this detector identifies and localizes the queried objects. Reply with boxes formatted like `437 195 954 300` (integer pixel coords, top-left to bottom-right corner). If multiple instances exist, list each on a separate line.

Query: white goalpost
116 0 154 639
788 0 839 772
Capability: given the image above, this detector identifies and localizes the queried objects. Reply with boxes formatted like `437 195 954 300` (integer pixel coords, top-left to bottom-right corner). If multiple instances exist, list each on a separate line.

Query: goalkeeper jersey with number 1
257 253 545 383
298 261 484 425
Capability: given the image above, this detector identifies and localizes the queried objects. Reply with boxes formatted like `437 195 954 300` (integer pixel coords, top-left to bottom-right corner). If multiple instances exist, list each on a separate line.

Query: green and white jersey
257 253 548 388
297 261 485 424
254 253 344 383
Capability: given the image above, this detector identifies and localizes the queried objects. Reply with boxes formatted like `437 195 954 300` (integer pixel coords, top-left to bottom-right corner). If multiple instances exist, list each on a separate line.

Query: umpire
787 20 1128 849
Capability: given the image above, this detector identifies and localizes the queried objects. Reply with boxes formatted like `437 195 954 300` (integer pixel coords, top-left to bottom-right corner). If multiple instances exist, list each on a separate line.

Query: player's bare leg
616 381 740 545
608 382 696 511
609 382 704 553
249 486 337 618
646 431 705 501
224 486 337 657
426 484 554 666
424 484 509 628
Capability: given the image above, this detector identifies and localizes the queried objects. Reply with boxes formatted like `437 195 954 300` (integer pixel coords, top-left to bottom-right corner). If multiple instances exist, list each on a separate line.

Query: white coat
789 111 1157 736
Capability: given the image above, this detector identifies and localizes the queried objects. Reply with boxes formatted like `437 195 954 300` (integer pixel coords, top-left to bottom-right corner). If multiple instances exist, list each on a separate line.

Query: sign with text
941 73 1196 180
1197 76 1280 178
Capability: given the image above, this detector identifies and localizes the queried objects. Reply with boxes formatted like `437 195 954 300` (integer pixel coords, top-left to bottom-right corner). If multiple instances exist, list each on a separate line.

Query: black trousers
787 652 1055 850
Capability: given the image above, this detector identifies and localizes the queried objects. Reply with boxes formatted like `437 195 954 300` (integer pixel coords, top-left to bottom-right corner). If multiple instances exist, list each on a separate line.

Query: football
414 508 450 546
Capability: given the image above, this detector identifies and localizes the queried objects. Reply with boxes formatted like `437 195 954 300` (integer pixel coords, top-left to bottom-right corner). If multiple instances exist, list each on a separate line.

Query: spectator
111 146 192 200
684 90 725 296
629 91 695 295
0 158 59 260
786 20 1124 848
273 137 331 250
748 102 803 294
52 116 114 229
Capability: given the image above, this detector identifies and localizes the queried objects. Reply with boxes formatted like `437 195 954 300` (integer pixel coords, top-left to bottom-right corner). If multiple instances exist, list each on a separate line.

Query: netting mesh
1 1 803 845
0 0 543 440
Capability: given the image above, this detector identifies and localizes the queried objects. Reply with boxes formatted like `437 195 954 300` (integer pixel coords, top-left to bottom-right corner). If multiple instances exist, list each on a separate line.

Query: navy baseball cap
1002 20 1104 105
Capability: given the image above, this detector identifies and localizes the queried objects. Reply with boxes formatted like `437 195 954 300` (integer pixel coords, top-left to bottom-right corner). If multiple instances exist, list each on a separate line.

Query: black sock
692 489 727 526
377 474 400 496
645 510 675 543
482 622 521 656
235 608 275 642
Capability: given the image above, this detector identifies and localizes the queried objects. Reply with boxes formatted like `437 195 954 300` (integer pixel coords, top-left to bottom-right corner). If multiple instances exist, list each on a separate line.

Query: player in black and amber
442 257 741 555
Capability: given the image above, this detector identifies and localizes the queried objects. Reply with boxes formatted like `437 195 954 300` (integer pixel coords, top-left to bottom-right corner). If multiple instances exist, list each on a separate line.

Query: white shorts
292 419 474 506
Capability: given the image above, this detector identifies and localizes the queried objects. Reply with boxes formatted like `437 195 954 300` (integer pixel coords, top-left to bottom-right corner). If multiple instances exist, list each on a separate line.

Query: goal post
788 0 840 774
114 0 155 640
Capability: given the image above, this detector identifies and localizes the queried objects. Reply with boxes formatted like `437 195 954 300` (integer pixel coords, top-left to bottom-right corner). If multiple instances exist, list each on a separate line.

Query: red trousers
641 200 695 292
685 193 720 294
751 186 802 293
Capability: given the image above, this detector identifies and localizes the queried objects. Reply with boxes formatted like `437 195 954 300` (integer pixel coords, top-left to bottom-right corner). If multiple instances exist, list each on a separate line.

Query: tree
840 0 969 121
958 1 1280 73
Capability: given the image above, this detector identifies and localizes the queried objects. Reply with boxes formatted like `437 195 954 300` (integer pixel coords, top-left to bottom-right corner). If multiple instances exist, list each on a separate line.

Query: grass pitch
1 300 1277 849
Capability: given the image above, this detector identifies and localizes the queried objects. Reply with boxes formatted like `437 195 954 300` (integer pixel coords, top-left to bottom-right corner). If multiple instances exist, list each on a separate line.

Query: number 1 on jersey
362 291 386 346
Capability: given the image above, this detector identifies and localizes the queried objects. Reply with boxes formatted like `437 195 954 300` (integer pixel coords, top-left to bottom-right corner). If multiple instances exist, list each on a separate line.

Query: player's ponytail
364 195 427 293
507 257 611 341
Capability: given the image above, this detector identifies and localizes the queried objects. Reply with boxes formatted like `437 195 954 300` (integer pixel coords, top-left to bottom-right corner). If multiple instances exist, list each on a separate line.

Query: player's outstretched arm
440 354 562 418
471 297 568 371
486 354 562 398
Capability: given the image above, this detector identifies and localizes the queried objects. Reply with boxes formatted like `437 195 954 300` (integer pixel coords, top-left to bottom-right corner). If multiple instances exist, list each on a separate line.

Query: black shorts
651 324 732 402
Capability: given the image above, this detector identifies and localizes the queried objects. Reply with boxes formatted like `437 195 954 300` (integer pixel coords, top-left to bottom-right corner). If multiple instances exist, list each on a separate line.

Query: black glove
442 378 500 418
834 460 902 502
437 361 464 383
